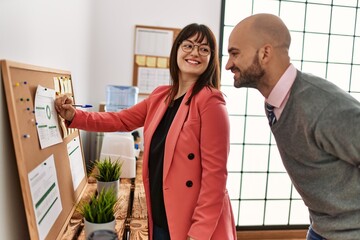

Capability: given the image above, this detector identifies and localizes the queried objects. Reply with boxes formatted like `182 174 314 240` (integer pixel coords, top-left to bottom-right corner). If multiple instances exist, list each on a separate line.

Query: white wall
0 0 221 239
89 0 221 106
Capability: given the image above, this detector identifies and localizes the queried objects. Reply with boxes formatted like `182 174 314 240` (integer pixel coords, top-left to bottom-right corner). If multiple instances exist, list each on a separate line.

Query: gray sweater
271 71 360 239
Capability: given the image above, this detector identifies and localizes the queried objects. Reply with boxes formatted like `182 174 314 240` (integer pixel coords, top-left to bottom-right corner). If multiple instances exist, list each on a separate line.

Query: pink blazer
70 85 236 240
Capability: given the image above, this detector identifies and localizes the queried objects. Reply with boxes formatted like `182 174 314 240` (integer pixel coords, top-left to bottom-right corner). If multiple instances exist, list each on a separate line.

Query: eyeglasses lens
181 42 210 56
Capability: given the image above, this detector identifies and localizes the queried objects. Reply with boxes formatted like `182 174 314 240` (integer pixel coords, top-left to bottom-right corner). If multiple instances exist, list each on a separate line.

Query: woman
55 23 236 240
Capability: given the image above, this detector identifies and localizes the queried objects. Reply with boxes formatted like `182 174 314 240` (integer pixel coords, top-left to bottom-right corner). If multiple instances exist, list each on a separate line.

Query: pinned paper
135 55 146 66
53 77 60 94
157 57 168 68
28 155 62 240
67 136 85 191
137 67 170 94
34 85 63 149
146 57 156 67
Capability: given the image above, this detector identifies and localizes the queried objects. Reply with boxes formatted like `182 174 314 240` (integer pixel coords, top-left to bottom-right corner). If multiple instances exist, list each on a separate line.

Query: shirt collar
266 64 296 108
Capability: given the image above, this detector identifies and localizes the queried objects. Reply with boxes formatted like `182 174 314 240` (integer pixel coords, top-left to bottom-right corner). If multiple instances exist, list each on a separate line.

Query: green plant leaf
91 157 123 182
77 188 117 223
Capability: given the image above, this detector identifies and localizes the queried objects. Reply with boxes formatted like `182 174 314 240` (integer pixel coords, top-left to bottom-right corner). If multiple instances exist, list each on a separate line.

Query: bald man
226 13 360 240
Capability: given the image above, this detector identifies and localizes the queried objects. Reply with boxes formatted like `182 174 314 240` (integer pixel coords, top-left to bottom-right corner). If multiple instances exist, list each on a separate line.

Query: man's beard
234 53 265 89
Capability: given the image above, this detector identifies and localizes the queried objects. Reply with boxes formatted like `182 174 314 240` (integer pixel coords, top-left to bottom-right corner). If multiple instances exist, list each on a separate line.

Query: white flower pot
97 179 119 198
84 218 116 239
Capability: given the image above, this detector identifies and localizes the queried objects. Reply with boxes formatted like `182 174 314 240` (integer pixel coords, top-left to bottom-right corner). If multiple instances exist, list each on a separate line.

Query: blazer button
186 180 193 187
188 153 195 160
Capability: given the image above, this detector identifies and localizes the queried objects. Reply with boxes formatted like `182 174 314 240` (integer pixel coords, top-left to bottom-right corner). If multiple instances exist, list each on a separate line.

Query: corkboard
132 25 180 95
1 60 87 240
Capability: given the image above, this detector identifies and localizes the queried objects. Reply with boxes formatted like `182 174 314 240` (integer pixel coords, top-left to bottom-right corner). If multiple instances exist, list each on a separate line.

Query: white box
99 132 136 178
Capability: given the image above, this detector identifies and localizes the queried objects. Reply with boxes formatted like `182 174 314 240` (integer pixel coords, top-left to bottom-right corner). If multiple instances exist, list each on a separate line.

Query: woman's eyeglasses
180 41 211 56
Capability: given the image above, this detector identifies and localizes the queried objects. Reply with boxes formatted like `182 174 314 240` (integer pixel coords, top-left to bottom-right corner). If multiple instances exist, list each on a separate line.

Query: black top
148 94 184 229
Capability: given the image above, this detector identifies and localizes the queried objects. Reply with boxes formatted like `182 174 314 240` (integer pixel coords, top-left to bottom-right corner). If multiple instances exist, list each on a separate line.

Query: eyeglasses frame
179 40 212 56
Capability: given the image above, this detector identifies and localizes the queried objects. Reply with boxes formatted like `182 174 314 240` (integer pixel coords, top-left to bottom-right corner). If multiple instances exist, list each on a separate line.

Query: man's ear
259 44 273 64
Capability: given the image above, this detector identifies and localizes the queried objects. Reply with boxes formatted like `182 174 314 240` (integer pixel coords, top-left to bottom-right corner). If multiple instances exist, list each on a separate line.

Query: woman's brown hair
167 23 220 105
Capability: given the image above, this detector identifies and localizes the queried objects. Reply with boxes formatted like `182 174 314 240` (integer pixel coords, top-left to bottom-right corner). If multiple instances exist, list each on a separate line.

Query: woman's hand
54 94 76 121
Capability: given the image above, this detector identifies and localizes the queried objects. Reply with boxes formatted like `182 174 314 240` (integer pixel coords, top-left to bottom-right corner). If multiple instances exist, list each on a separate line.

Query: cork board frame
1 60 87 240
132 25 181 95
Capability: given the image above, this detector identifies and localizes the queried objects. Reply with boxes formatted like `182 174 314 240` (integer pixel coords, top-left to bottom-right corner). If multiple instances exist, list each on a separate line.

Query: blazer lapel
163 90 192 181
142 96 168 180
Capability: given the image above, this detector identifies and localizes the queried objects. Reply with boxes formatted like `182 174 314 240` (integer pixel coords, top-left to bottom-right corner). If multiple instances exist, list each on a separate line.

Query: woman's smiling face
177 34 211 81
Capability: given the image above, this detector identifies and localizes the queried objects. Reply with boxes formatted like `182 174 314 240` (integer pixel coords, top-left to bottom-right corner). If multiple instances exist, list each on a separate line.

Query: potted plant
92 157 123 198
77 188 118 238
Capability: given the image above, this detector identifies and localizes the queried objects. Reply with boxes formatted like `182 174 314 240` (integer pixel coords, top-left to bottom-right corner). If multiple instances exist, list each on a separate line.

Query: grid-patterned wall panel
220 0 360 228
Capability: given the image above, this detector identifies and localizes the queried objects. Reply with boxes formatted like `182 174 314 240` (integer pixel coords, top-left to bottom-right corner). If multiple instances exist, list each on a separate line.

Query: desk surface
60 157 148 239
129 159 148 239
